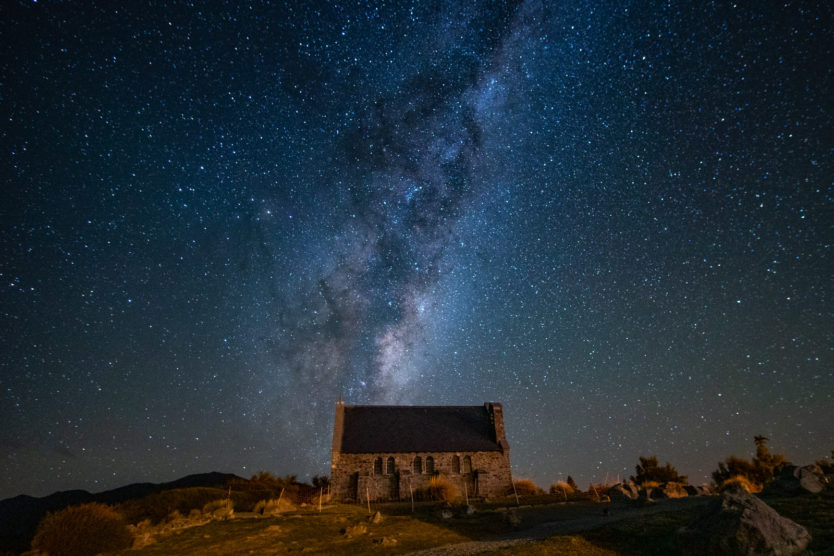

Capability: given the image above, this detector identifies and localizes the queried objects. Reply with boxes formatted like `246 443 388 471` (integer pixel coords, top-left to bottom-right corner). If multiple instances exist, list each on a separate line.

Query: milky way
1 1 832 499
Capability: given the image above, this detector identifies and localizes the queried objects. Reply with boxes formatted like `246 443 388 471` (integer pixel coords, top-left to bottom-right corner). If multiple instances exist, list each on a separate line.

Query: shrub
566 476 578 491
513 479 541 496
815 450 834 474
312 475 330 490
427 475 461 502
31 502 133 556
631 456 688 486
712 436 786 489
549 481 575 497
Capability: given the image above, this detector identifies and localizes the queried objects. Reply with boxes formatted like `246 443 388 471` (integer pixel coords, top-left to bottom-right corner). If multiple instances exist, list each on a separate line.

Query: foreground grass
120 504 473 555
763 489 834 554
117 491 834 555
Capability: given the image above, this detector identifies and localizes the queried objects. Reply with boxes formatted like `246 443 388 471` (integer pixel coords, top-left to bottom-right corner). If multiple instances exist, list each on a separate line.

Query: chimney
331 399 345 468
486 402 510 453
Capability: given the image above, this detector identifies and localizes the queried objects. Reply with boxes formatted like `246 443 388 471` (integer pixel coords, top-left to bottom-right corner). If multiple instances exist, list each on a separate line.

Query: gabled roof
339 405 501 453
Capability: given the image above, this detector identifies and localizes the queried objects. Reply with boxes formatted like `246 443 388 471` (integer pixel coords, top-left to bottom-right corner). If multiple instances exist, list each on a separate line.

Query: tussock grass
719 474 761 493
549 480 575 495
252 497 295 515
31 502 133 556
428 475 462 502
202 498 234 519
513 479 542 496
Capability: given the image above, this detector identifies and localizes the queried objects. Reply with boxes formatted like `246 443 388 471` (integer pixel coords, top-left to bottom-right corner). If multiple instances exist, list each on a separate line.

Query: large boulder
676 483 811 555
764 465 825 496
608 482 639 501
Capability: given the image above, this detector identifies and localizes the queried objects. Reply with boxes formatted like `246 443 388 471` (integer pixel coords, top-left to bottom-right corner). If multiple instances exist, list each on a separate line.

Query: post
366 483 371 514
512 480 519 506
409 477 414 513
319 487 323 512
463 480 469 505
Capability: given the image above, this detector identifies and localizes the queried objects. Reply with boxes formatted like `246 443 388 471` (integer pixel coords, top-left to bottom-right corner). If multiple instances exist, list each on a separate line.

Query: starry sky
2 1 832 500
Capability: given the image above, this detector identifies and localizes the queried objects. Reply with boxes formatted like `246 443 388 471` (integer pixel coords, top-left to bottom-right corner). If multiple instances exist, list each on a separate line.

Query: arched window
386 457 395 475
452 455 461 474
373 457 382 475
425 456 435 475
463 455 472 473
413 456 423 474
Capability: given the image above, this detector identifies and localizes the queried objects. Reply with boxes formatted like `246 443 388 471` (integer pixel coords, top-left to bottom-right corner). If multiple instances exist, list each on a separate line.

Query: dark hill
0 472 240 554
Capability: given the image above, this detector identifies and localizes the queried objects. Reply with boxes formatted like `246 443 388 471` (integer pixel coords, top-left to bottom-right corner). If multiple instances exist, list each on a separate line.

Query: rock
373 536 398 546
343 524 367 539
764 465 824 496
797 465 825 494
503 508 521 528
464 504 476 515
369 511 384 524
676 483 811 555
440 509 453 519
609 482 639 501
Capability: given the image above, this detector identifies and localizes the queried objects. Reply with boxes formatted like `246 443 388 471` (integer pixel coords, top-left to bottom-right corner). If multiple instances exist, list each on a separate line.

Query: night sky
2 1 832 501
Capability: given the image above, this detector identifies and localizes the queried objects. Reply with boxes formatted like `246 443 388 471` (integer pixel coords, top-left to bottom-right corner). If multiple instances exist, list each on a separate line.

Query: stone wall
331 450 512 501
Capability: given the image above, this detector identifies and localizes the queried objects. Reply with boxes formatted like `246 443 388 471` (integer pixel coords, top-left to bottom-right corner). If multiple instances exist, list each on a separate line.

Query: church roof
339 405 502 453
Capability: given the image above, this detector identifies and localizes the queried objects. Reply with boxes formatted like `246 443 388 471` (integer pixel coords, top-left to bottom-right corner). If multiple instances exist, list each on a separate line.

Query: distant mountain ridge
0 471 240 554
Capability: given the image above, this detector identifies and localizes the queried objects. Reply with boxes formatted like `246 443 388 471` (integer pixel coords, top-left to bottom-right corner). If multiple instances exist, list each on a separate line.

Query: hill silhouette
0 472 239 554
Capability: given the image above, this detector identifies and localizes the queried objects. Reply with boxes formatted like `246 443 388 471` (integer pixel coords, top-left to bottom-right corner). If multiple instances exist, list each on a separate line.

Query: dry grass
118 487 230 524
252 497 296 515
202 498 234 520
513 479 541 496
31 502 133 556
548 481 576 501
485 536 621 555
719 474 762 493
427 474 462 502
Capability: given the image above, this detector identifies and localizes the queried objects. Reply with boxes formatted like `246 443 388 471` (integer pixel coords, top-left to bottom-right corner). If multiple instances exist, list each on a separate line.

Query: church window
413 456 423 474
463 455 472 473
373 457 382 475
452 455 460 474
425 456 435 475
386 457 395 475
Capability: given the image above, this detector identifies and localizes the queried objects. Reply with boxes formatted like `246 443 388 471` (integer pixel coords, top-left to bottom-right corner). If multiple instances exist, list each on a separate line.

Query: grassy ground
115 491 834 555
763 489 834 555
120 504 474 555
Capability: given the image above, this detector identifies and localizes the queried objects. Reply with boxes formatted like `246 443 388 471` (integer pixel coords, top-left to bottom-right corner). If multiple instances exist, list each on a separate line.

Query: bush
427 475 461 502
815 450 834 474
631 456 688 486
712 436 786 489
31 502 133 556
513 479 541 496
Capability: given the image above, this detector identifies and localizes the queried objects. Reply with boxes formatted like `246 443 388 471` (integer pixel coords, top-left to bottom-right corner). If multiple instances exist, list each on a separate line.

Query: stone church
330 401 513 501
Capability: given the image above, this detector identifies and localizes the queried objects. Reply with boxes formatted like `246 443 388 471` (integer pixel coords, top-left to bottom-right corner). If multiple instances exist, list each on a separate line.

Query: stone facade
330 402 513 501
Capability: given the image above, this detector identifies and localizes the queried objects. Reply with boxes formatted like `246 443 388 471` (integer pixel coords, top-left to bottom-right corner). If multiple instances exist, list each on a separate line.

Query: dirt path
406 498 710 556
